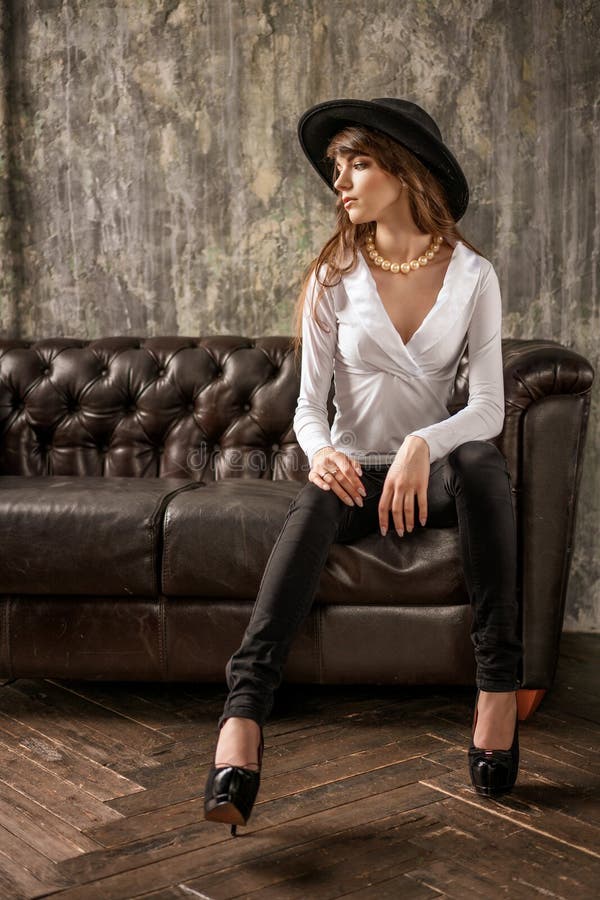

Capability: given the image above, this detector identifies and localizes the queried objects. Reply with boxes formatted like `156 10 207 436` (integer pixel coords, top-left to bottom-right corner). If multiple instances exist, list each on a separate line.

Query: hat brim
297 99 469 222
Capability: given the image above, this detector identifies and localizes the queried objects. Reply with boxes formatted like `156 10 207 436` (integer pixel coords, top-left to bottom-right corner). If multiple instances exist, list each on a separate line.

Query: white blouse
292 239 505 468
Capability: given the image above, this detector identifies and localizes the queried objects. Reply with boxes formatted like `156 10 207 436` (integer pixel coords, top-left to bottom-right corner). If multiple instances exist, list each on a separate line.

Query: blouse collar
339 239 484 372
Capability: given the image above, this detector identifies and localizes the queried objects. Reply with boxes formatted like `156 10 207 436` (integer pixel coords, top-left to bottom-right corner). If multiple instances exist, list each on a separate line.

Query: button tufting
187 402 194 411
272 443 279 451
243 403 250 411
101 368 108 376
157 367 165 376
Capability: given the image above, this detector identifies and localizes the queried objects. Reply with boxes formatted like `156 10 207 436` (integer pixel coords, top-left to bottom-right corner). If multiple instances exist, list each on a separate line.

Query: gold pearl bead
418 255 429 266
375 255 384 265
400 262 411 274
381 260 391 270
410 260 420 270
390 263 400 273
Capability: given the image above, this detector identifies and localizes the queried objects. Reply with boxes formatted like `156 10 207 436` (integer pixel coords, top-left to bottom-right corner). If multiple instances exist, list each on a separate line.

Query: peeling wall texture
0 0 598 631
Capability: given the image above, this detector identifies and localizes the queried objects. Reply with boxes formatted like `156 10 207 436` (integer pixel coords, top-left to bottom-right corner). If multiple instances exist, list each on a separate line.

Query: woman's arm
407 262 505 463
293 267 338 468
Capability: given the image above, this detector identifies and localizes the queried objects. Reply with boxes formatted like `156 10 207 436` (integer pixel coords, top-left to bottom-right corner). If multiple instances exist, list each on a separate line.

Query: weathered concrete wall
0 0 598 631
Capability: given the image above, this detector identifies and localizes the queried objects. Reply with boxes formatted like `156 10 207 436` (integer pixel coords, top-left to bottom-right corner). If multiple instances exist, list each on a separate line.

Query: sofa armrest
498 338 595 689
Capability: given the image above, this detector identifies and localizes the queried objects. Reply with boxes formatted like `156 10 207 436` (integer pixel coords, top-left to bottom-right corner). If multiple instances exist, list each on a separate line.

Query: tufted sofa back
0 335 471 482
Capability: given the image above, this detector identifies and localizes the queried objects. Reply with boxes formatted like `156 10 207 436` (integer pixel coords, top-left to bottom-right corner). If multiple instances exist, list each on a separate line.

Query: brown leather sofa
0 335 594 720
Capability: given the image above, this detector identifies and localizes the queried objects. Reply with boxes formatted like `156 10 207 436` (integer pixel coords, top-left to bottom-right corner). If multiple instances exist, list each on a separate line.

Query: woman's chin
346 211 368 225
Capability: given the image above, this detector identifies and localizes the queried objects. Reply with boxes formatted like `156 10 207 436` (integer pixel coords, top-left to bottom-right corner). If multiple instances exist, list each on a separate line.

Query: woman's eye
335 162 367 174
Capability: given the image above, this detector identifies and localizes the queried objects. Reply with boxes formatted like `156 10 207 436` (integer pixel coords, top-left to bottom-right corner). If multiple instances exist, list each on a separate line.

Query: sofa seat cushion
162 479 467 606
0 476 200 595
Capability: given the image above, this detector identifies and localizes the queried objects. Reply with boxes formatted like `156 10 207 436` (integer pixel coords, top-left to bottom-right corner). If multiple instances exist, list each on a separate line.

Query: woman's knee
447 441 509 495
290 479 345 516
448 440 506 476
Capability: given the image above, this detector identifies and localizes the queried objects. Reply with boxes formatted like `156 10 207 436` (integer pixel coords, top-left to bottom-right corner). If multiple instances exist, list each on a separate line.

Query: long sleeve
292 266 338 468
407 262 505 463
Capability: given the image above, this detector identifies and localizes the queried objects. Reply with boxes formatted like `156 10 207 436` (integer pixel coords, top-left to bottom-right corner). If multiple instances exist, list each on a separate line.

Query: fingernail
396 529 404 537
357 466 362 475
381 526 387 536
420 519 426 526
358 487 366 496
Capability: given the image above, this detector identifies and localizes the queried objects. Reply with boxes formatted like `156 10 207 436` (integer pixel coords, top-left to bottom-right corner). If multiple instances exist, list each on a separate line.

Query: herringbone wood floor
0 632 597 899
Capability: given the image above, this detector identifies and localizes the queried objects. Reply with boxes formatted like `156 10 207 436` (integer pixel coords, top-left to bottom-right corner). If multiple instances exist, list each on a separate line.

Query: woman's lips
343 199 356 206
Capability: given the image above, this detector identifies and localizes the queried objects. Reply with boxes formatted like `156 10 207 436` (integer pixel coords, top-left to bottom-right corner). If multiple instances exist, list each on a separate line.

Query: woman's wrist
402 434 431 458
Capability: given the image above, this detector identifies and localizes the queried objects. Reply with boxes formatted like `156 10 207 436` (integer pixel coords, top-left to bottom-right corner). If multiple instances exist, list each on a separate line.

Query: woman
204 97 523 835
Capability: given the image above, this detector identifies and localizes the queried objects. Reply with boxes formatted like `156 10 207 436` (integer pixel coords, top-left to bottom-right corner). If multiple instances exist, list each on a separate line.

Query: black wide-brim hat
297 97 469 223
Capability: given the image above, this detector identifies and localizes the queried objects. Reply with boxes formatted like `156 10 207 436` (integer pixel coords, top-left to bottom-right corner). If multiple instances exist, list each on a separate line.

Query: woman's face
332 153 403 224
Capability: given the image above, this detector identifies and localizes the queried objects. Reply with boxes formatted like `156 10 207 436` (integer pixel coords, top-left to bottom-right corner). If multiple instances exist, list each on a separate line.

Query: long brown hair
291 125 487 367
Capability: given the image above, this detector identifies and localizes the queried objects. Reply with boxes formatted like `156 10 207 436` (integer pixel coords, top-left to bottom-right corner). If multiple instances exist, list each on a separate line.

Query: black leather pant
217 440 523 730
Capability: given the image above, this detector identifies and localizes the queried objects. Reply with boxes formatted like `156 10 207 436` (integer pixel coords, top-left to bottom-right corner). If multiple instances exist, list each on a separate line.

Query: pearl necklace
365 231 444 274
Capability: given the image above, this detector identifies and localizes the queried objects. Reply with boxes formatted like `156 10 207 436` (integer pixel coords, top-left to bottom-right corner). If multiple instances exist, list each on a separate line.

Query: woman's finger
308 470 331 491
332 453 364 499
417 484 428 526
391 491 406 536
403 491 415 532
321 453 364 506
320 468 356 505
378 484 392 536
309 450 367 505
334 460 364 505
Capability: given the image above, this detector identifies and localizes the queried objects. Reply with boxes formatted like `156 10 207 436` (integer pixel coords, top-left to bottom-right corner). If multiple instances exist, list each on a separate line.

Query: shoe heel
204 722 264 837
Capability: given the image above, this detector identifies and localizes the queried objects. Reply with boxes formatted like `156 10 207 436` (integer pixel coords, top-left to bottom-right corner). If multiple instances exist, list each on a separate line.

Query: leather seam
158 593 167 680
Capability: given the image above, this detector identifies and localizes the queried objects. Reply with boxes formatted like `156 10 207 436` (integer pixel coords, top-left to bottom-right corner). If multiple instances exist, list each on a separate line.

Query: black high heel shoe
468 688 519 797
204 719 264 837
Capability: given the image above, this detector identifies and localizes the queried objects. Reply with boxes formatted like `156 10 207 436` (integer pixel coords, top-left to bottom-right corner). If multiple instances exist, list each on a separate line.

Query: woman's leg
435 440 523 692
217 467 390 732
425 440 522 752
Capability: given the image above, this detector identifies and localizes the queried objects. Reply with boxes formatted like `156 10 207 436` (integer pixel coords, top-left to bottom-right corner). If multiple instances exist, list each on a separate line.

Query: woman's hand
379 436 430 536
309 446 366 507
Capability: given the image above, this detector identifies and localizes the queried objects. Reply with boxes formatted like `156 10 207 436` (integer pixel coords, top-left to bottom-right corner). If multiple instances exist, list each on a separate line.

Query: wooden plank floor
0 632 597 899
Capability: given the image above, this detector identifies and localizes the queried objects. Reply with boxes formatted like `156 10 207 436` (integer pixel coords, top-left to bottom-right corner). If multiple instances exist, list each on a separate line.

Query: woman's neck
370 225 436 262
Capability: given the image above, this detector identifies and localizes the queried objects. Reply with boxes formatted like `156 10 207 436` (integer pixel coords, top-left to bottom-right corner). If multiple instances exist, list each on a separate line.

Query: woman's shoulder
310 253 357 298
457 240 495 270
303 260 340 319
314 246 359 276
454 241 498 289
